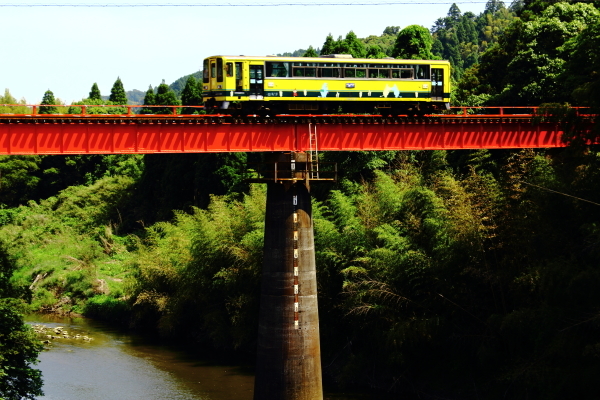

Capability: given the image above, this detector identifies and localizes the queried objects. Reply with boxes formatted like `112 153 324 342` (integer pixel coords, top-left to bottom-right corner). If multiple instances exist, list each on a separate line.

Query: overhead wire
0 1 491 6
517 180 600 207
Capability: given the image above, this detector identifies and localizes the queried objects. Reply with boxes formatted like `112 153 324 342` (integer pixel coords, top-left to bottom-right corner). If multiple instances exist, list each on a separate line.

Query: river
26 314 376 400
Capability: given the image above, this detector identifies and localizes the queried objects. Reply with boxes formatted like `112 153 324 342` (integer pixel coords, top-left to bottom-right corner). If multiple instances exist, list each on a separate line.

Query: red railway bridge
0 106 590 155
0 104 595 400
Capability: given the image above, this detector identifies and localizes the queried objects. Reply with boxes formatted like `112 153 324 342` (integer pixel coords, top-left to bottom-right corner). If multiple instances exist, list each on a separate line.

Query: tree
39 90 58 114
383 26 400 36
566 19 600 107
366 45 387 59
0 89 29 114
0 241 43 400
89 83 102 100
141 85 155 114
154 81 180 115
180 76 203 114
392 25 434 59
343 31 367 58
473 2 600 105
108 77 127 105
303 45 319 57
321 33 337 55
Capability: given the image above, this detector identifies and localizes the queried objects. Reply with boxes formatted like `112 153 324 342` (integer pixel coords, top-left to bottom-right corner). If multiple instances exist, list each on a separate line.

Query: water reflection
26 314 379 400
27 314 253 400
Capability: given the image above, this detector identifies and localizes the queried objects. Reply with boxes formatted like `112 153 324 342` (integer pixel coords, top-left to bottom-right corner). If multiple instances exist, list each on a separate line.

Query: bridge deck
0 113 583 154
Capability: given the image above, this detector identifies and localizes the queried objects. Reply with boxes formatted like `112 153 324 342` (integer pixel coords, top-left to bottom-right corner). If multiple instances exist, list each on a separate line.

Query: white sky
0 0 488 104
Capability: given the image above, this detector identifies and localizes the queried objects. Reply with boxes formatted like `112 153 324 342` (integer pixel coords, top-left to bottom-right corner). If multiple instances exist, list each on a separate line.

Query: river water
26 314 374 400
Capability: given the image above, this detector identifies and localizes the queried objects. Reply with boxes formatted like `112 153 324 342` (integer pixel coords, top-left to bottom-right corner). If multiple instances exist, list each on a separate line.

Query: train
201 55 451 116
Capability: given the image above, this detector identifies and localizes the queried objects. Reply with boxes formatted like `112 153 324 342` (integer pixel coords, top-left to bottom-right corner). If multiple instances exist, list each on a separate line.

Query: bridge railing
0 104 593 118
448 106 593 118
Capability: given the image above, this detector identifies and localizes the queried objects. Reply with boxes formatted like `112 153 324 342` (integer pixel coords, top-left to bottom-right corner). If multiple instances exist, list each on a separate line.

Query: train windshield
203 59 209 83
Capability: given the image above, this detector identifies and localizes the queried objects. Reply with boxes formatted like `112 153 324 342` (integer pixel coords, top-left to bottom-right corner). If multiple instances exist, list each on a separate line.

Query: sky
0 0 488 105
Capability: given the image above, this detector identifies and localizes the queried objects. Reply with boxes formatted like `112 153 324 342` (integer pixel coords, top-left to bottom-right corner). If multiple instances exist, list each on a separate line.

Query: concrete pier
253 174 323 400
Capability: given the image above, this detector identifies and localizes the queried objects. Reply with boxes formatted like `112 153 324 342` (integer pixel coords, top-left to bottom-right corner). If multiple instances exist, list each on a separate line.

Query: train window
356 69 366 78
235 63 242 79
368 69 390 79
344 69 356 78
211 62 216 81
292 67 316 77
226 63 234 78
305 68 316 77
203 59 209 83
266 62 290 77
320 68 340 78
414 64 430 79
217 58 223 82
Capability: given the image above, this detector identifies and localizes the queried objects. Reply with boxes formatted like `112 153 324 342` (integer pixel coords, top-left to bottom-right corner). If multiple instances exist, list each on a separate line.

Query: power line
518 180 600 207
0 1 491 6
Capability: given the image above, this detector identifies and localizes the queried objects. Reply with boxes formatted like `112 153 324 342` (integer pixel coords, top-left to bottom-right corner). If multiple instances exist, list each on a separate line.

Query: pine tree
89 83 102 100
109 77 127 105
180 76 203 114
39 89 58 114
141 85 155 114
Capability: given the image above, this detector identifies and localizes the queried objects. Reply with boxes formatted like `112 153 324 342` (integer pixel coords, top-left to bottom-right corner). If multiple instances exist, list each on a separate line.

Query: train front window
235 63 242 79
217 58 223 82
211 62 216 81
226 62 233 77
203 59 209 83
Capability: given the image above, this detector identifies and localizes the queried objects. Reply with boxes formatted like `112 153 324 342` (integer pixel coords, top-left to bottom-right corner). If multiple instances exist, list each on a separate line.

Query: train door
431 68 444 101
249 64 264 100
236 62 243 92
209 59 218 90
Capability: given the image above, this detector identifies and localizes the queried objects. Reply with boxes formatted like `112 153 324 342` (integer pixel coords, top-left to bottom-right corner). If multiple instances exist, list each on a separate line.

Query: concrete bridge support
253 174 323 400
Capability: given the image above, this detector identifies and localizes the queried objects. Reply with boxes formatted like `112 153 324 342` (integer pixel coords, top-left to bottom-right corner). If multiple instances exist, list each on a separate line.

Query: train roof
204 55 450 64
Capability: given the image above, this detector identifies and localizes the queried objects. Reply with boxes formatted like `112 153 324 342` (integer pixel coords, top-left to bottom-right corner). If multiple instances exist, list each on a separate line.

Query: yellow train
202 55 451 116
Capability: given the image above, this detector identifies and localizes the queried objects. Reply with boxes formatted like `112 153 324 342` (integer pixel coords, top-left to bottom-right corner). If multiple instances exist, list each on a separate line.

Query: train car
201 55 451 116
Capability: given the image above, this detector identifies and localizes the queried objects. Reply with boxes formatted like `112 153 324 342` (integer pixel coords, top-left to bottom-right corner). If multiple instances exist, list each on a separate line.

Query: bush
83 295 130 326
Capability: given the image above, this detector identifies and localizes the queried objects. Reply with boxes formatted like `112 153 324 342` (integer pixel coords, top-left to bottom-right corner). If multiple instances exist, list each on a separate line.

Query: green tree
303 45 319 57
39 89 58 114
475 2 600 105
0 241 43 400
180 76 203 114
343 31 367 58
108 77 127 105
392 25 434 59
564 18 600 107
321 33 337 55
0 89 30 114
154 80 180 115
141 85 155 114
89 83 102 100
383 26 400 36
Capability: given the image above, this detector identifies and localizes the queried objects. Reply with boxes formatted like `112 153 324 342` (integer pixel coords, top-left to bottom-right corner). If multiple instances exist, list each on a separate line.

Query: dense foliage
0 242 43 400
4 2 600 399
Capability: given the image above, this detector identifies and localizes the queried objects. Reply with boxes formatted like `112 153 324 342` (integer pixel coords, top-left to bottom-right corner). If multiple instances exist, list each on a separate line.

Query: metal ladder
308 123 319 180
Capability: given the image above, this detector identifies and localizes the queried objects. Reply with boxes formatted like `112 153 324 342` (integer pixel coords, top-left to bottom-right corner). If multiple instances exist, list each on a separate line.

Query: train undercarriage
203 99 448 117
